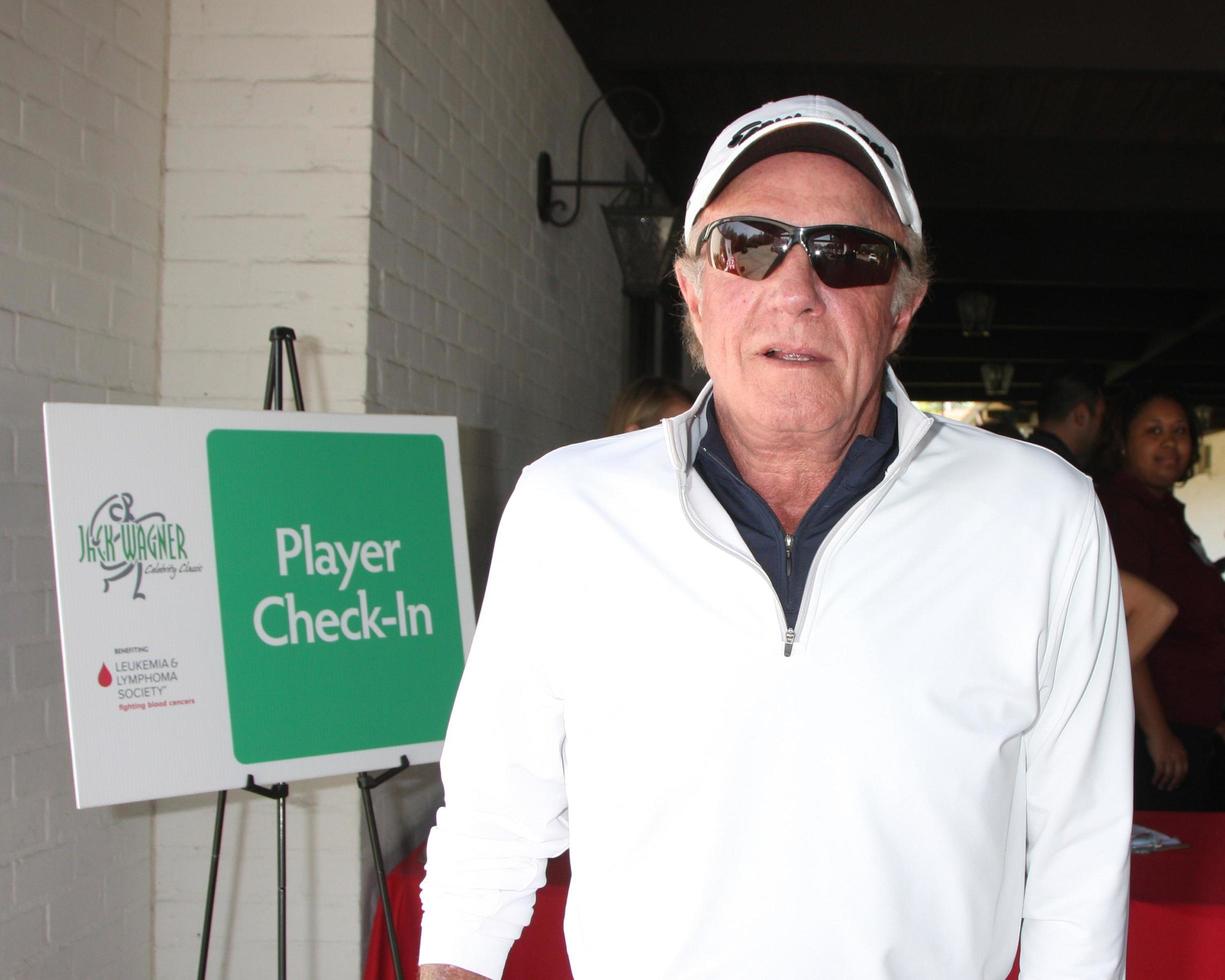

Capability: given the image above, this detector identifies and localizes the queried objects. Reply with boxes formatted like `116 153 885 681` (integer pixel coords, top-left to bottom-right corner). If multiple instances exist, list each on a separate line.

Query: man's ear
1071 402 1090 427
675 259 702 320
675 259 705 348
888 283 927 355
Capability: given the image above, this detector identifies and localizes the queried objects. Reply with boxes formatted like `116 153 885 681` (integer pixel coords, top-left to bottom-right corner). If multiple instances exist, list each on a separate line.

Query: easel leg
258 326 299 978
358 755 411 980
197 790 227 980
277 790 287 980
198 330 304 979
244 777 290 979
264 326 305 412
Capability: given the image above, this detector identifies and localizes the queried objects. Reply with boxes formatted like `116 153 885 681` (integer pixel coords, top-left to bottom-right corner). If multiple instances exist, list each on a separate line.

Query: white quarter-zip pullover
420 370 1132 979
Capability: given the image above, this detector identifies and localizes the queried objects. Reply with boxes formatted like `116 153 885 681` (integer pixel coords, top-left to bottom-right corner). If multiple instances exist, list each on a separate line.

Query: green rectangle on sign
207 430 464 764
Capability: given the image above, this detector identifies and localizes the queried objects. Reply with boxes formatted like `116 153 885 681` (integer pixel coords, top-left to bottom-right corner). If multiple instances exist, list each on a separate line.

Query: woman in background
1097 384 1225 810
605 377 694 435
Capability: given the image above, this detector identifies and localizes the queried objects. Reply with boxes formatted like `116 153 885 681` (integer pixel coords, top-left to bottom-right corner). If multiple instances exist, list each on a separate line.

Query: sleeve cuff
418 920 515 980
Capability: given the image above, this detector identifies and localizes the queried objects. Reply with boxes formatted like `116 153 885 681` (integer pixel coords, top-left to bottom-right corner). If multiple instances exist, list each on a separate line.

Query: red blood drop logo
97 663 112 687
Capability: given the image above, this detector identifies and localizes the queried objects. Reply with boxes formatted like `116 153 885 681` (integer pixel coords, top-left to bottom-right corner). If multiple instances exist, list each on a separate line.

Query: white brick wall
152 778 364 980
368 0 635 596
160 0 376 415
0 0 164 975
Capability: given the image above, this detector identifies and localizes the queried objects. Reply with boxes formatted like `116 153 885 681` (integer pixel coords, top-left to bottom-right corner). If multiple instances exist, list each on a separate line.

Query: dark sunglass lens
709 220 786 279
807 229 895 287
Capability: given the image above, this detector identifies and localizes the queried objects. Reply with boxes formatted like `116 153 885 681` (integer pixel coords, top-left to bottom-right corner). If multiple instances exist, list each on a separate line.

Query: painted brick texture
368 0 636 608
369 0 632 454
160 0 376 414
0 0 164 975
151 779 364 980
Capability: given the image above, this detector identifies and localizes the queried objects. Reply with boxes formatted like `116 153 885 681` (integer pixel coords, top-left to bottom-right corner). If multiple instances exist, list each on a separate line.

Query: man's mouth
764 347 821 363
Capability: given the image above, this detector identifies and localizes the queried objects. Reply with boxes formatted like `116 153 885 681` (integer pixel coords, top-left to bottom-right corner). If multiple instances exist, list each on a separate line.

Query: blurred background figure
605 376 694 435
1120 572 1178 669
1097 382 1225 810
979 416 1025 440
1028 362 1105 472
1118 572 1179 789
982 386 1183 803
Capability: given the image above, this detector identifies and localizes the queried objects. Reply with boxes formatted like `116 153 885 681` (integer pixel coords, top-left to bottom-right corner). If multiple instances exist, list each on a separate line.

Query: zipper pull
784 533 794 578
784 627 795 657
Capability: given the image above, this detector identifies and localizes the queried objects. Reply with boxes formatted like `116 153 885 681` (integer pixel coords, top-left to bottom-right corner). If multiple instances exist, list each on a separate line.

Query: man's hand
418 966 489 979
1144 728 1189 791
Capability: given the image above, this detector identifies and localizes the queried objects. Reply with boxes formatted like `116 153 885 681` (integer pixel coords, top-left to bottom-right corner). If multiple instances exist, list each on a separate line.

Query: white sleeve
418 467 570 979
1020 489 1133 978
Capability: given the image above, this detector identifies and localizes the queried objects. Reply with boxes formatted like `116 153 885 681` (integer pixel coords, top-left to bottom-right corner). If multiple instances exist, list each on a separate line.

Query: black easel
357 755 412 980
263 325 304 412
197 327 411 980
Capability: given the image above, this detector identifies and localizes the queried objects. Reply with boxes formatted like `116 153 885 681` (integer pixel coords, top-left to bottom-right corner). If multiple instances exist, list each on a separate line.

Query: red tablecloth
1127 810 1225 979
368 811 1225 979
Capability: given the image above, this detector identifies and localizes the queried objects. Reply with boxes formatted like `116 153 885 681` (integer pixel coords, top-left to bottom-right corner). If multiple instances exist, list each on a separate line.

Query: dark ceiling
546 0 1225 419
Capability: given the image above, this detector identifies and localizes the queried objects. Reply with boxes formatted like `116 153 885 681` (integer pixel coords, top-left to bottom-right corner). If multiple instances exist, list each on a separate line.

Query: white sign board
44 404 475 808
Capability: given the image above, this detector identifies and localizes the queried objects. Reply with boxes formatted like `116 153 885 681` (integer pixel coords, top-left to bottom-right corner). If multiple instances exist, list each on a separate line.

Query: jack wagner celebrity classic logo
76 493 200 599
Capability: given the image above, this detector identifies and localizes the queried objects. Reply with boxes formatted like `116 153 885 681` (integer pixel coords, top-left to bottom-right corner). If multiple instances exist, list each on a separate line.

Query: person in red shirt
1097 384 1225 810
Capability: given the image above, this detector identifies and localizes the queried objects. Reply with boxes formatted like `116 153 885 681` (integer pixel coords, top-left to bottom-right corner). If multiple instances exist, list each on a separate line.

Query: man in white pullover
420 96 1132 979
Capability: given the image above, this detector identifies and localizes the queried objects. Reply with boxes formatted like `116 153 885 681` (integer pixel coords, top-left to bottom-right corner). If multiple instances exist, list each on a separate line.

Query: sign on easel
44 405 476 808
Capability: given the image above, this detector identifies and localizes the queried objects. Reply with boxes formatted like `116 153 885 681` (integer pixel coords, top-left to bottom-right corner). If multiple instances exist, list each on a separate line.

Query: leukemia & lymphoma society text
115 656 178 699
106 645 194 710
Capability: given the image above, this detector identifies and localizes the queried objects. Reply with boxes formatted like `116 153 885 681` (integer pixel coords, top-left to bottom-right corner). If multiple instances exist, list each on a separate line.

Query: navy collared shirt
694 394 899 628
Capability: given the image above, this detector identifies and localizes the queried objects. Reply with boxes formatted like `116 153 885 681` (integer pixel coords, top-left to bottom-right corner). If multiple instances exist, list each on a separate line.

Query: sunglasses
695 216 912 288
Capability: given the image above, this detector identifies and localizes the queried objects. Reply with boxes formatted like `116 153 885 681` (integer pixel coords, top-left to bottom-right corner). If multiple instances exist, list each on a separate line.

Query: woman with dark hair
605 377 694 435
1097 383 1225 810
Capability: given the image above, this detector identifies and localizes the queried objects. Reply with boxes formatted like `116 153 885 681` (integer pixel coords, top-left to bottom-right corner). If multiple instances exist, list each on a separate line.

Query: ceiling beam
1106 297 1225 383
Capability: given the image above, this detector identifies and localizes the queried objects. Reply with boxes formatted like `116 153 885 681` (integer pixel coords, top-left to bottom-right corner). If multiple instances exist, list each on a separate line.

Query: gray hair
674 227 931 370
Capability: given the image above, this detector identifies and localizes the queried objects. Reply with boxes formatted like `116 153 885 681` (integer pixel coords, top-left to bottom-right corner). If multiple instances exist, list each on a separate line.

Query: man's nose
771 242 828 315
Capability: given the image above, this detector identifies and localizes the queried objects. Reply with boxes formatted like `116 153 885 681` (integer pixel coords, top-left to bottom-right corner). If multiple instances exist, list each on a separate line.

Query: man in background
1027 361 1106 471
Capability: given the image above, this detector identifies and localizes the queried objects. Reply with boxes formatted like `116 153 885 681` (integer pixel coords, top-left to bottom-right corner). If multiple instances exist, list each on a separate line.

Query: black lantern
600 194 681 299
958 290 995 339
537 87 679 298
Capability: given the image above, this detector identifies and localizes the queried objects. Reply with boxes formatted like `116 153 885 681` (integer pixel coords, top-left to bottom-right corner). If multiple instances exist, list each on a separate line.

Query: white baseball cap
683 95 922 245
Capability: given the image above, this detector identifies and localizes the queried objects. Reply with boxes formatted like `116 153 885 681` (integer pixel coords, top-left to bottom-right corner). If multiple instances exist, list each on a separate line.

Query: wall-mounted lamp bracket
536 86 666 228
